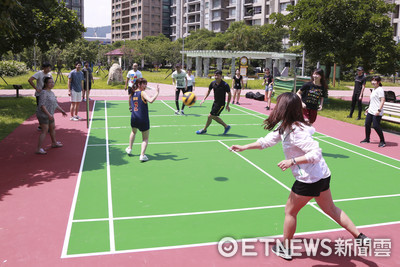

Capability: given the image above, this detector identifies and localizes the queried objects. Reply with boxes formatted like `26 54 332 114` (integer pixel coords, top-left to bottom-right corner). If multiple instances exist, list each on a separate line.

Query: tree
280 0 398 74
0 0 85 57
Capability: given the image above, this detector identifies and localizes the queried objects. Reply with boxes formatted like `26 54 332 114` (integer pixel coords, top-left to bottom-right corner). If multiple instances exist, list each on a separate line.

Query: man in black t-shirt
196 70 232 135
347 67 366 120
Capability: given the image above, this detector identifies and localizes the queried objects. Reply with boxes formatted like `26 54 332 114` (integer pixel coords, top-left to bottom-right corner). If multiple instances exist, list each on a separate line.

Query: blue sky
84 0 111 27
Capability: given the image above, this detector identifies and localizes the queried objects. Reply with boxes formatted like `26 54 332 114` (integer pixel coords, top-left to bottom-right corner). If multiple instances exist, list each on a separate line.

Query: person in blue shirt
125 78 160 162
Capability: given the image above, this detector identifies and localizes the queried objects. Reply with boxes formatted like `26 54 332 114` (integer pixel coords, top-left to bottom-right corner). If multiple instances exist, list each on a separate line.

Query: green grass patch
0 97 36 140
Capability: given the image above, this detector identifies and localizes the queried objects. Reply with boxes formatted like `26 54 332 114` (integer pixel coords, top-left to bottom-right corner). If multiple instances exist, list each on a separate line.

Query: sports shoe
125 147 132 155
378 141 386 148
37 126 42 131
347 115 352 118
175 110 180 115
196 129 207 134
232 101 235 104
76 116 83 120
70 116 78 121
139 154 149 162
360 139 370 143
271 245 292 261
356 117 361 120
356 233 372 247
266 106 270 110
180 110 185 115
223 125 231 135
236 102 240 105
82 98 86 102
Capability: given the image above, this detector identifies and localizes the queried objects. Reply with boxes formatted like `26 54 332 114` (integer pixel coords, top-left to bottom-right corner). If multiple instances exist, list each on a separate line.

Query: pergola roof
181 50 299 60
105 48 124 56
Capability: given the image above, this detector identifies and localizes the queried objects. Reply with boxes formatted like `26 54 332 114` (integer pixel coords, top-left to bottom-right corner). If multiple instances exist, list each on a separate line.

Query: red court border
0 95 399 267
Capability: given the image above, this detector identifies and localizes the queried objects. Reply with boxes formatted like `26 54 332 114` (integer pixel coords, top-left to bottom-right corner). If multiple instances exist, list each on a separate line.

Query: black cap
357 67 364 71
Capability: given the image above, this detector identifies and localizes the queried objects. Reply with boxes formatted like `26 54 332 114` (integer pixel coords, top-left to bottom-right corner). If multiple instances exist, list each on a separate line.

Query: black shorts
210 102 225 116
131 119 150 132
187 86 193 92
128 87 133 95
83 81 92 90
291 176 331 197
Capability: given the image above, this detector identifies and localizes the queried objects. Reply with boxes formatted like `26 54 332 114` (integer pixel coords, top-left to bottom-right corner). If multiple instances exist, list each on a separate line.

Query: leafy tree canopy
0 0 85 56
280 0 399 73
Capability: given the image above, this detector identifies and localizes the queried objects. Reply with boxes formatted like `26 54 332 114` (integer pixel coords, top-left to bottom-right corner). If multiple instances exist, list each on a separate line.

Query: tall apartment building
59 0 84 24
171 0 298 41
111 0 166 42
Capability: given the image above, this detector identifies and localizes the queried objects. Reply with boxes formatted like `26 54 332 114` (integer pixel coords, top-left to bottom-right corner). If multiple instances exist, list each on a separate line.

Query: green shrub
0 60 29 77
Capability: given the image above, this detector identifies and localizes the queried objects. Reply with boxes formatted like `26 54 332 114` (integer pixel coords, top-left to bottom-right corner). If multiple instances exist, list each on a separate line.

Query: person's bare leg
236 89 241 103
37 124 49 152
315 189 360 238
140 130 149 156
283 191 313 245
212 115 228 129
128 128 137 150
49 122 57 145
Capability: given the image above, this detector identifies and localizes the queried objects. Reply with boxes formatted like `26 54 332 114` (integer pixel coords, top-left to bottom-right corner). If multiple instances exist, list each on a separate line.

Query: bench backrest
383 102 400 116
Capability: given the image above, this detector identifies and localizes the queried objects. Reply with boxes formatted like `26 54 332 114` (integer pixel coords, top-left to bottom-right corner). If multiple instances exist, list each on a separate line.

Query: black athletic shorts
128 87 133 95
210 102 225 116
291 176 331 197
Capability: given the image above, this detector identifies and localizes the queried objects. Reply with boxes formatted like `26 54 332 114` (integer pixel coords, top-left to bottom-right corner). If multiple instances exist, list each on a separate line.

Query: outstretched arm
141 85 160 103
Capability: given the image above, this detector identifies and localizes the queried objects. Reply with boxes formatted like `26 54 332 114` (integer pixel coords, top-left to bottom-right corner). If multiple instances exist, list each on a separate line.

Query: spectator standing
347 67 367 120
82 61 94 101
68 62 84 121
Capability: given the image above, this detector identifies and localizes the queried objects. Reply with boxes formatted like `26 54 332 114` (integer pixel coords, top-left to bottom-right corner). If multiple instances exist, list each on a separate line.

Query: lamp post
123 39 126 70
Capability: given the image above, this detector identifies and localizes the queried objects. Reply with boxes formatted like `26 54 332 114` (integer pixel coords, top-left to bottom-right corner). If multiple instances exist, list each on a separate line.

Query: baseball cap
357 67 364 71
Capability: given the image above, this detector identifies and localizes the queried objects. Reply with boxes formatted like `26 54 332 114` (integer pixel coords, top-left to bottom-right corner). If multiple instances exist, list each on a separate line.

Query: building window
229 9 235 17
254 6 261 15
280 3 289 12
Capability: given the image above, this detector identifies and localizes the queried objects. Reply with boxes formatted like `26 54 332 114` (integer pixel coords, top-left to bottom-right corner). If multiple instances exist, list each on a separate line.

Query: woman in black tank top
231 69 244 105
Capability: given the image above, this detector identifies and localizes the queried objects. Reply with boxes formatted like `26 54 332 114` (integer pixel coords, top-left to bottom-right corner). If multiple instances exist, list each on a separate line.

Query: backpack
245 92 256 99
254 92 265 101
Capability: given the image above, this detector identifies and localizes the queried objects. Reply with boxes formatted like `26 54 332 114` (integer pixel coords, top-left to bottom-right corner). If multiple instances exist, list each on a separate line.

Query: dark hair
187 68 192 72
42 77 53 89
84 61 88 65
175 63 182 68
75 62 82 66
312 68 328 90
264 92 308 134
265 68 270 72
42 62 52 69
215 70 222 75
371 76 382 87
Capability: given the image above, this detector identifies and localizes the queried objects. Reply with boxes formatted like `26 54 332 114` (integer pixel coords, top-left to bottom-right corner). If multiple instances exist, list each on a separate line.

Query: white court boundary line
315 137 400 170
62 220 400 258
72 192 400 223
63 100 400 258
91 123 262 130
61 100 97 258
104 101 116 252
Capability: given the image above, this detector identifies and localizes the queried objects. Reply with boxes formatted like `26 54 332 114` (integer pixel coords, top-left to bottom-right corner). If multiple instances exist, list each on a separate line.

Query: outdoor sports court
60 98 400 261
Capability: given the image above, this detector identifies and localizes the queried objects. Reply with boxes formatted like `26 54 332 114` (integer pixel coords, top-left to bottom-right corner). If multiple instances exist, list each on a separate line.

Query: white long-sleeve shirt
257 123 331 183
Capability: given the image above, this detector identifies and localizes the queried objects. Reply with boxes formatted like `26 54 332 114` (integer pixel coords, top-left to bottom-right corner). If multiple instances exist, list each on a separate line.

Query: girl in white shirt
230 92 369 260
186 69 195 92
360 76 386 147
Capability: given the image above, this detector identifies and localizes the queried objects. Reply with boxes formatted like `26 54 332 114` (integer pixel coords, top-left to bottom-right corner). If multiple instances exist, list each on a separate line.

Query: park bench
382 102 400 124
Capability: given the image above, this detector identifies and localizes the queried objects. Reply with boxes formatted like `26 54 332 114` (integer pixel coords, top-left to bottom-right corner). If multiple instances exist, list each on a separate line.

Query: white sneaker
125 147 132 155
139 155 149 162
180 110 185 115
70 116 78 121
174 110 180 115
76 116 83 120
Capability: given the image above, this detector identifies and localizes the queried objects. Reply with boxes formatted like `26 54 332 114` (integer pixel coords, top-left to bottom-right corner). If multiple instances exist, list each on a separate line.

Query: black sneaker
356 117 361 120
356 233 372 246
347 115 352 118
378 141 386 147
360 139 370 143
271 245 292 261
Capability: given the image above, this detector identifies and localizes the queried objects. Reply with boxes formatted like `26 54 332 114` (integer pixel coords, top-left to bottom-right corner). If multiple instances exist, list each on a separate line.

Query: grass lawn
0 97 36 140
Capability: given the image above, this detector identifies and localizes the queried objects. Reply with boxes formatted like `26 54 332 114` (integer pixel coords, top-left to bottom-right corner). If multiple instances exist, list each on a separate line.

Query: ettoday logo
217 237 391 258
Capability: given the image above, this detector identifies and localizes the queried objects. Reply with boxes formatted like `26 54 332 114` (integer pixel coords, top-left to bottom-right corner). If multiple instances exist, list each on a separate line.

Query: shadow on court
322 152 349 159
147 152 188 162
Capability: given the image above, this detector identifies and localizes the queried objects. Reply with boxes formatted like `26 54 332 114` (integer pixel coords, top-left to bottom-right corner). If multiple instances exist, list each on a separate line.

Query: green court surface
62 100 400 257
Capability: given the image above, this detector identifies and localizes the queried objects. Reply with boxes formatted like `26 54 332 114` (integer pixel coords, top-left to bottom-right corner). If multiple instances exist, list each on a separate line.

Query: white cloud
84 0 111 27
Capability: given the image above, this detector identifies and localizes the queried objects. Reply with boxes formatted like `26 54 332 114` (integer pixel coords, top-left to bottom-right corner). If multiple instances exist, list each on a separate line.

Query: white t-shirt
257 123 331 183
172 70 187 88
126 70 143 88
32 71 53 96
368 87 385 116
187 74 195 87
